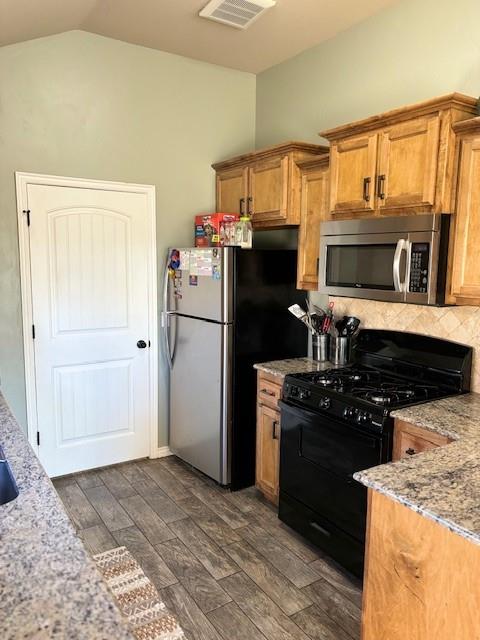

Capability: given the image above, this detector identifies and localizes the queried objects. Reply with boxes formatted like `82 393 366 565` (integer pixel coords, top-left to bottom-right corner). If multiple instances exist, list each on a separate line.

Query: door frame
15 172 159 461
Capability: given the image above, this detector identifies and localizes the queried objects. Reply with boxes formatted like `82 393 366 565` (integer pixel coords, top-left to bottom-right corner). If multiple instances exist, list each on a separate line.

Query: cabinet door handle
272 420 279 440
261 388 275 396
240 198 245 215
405 447 416 456
247 196 253 216
363 177 371 202
377 174 386 200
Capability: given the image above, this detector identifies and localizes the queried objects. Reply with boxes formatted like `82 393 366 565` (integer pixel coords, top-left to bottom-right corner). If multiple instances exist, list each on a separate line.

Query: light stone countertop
355 393 480 545
0 393 134 640
254 357 337 378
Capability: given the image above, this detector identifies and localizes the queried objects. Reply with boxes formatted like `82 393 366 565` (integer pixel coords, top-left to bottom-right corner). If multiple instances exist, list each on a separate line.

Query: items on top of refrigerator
234 216 253 249
195 213 239 247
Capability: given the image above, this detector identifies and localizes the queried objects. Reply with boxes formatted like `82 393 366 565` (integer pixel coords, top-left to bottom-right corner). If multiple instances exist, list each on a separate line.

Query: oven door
279 401 386 541
319 231 410 302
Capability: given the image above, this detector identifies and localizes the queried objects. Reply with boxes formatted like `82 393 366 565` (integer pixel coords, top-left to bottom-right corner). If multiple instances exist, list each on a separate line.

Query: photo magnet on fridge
168 248 180 277
189 275 198 286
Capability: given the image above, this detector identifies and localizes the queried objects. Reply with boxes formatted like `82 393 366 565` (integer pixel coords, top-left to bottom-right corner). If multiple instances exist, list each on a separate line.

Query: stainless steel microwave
318 214 451 305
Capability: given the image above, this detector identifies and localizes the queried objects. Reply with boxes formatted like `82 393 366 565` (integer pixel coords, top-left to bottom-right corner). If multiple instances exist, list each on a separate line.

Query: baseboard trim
151 446 172 459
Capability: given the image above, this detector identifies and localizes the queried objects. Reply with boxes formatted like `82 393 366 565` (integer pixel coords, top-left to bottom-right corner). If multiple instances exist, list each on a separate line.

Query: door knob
137 340 147 349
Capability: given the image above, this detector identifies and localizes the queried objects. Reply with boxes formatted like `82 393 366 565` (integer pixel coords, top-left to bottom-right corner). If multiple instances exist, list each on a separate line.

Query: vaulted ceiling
0 0 399 73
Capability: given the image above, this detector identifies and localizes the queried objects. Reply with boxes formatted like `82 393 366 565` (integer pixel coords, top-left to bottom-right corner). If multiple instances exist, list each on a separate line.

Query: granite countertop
0 394 133 640
254 357 336 378
355 393 480 545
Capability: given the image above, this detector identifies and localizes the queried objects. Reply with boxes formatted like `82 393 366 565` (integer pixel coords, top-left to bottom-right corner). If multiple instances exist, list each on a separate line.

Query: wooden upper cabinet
329 132 378 215
377 116 440 212
215 165 248 215
320 93 478 218
212 141 328 229
248 154 289 224
296 155 329 290
449 118 480 304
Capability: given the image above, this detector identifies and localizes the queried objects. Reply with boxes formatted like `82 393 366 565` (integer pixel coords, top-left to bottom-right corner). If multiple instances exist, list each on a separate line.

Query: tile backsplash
331 297 480 392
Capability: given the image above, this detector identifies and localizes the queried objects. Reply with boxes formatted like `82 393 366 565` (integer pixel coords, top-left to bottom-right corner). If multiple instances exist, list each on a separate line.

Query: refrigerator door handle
170 314 178 366
163 251 172 314
162 252 174 370
162 312 173 370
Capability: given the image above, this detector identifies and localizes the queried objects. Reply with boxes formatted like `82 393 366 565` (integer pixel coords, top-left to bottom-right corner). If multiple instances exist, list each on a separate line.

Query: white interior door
24 180 155 477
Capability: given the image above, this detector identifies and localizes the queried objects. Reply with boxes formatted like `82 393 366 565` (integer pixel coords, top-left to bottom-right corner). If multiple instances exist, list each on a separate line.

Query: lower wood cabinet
393 419 452 461
256 371 283 504
362 489 480 640
256 403 280 504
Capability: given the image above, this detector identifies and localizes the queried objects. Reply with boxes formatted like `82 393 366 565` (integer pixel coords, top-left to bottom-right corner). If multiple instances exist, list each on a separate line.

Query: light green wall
256 0 480 147
0 30 256 445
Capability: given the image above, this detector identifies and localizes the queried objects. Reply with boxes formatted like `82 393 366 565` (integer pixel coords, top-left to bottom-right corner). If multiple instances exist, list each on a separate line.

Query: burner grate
350 381 440 406
290 367 443 408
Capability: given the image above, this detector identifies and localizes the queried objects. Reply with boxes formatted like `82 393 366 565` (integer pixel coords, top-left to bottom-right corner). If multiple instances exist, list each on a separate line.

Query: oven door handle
393 239 409 292
279 400 321 421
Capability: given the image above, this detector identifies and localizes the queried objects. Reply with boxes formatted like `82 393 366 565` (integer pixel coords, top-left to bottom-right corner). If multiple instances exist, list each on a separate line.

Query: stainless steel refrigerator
162 247 307 489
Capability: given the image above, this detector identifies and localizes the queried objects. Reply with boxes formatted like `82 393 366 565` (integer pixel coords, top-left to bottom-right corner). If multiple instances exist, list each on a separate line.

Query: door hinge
36 431 40 446
32 324 36 339
23 209 31 226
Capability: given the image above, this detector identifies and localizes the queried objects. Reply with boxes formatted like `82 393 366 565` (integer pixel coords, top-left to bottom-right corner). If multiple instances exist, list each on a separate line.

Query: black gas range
278 329 472 578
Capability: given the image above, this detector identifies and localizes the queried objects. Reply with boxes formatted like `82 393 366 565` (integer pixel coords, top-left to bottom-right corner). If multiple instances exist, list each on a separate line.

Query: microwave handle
393 239 409 292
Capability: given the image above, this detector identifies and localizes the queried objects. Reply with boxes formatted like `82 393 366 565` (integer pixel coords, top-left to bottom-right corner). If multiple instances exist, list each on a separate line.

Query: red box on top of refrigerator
194 213 239 247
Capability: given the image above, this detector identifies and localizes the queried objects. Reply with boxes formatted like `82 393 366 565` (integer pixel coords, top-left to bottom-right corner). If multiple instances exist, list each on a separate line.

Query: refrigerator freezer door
169 314 232 484
166 248 233 322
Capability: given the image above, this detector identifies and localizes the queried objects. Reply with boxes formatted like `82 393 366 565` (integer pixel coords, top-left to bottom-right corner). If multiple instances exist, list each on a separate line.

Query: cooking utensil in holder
312 334 330 362
330 335 352 366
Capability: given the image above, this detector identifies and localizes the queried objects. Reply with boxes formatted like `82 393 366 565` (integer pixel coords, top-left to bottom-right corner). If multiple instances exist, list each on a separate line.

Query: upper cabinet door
297 162 329 290
450 136 480 303
216 165 248 215
329 132 378 215
248 154 289 224
377 116 440 212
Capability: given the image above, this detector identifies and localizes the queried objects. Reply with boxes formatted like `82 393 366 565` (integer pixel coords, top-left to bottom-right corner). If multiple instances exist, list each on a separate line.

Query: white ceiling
0 0 399 73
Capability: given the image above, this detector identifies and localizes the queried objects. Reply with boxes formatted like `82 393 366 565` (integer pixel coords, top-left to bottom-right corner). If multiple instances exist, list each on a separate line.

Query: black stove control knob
299 389 311 400
319 396 331 409
290 386 299 397
356 411 370 424
343 406 356 420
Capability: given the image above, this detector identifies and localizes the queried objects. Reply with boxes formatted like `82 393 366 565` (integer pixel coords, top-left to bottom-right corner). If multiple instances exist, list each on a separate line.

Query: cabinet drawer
257 378 282 409
395 430 439 459
393 419 452 461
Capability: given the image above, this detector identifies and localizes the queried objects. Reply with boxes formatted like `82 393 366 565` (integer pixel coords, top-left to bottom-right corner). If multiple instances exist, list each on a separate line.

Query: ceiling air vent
199 0 276 30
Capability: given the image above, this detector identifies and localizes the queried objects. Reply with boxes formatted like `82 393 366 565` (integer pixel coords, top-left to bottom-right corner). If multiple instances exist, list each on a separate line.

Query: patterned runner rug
94 546 184 640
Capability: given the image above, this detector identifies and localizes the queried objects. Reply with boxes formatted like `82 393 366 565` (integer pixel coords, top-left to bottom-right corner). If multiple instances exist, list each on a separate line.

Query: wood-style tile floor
53 456 362 640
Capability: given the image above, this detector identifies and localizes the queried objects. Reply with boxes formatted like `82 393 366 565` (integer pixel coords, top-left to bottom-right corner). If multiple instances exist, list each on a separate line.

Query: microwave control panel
409 243 430 293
